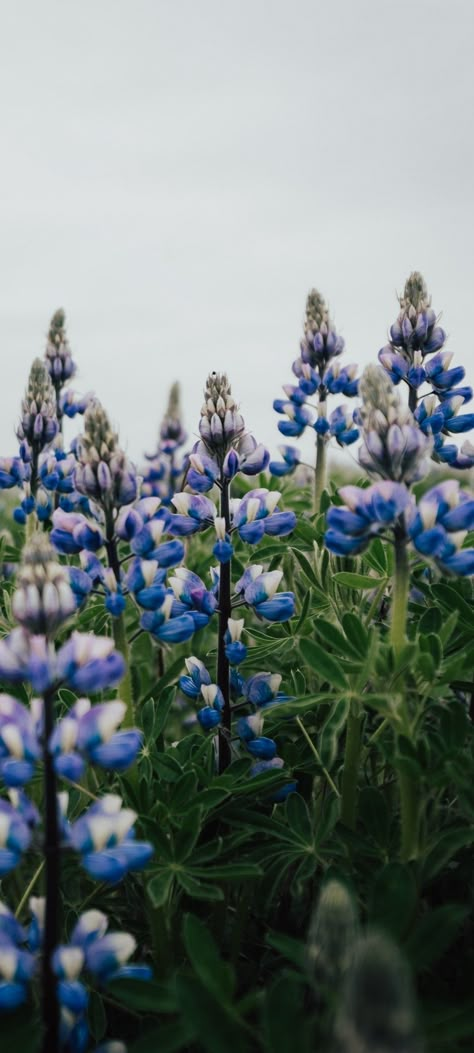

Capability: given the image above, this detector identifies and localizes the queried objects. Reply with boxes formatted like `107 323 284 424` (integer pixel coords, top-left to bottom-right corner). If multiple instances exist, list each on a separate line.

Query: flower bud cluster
12 534 76 636
17 358 58 452
358 366 432 485
44 309 76 389
75 400 138 510
271 289 359 477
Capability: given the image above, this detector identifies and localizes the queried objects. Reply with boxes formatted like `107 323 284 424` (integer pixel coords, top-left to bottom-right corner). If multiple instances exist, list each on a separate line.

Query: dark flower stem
42 686 60 1053
408 386 418 414
217 479 231 773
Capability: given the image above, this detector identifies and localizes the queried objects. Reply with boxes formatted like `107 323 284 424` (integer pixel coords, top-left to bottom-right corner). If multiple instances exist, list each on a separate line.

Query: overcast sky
1 0 473 470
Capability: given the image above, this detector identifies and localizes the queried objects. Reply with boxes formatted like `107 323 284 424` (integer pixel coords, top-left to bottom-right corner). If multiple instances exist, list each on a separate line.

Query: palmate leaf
183 913 234 1002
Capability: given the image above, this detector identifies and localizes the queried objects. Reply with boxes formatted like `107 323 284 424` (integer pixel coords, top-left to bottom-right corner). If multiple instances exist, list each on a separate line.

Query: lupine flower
51 508 105 554
379 272 474 471
407 480 474 576
140 595 197 643
12 534 76 636
357 365 432 484
17 358 58 453
169 488 295 558
325 482 413 556
268 445 301 477
0 695 40 786
68 794 153 882
50 698 142 780
57 633 126 693
60 388 94 419
0 457 26 490
235 565 296 621
0 799 32 874
74 400 138 510
224 618 247 665
307 879 358 984
0 901 35 1009
44 308 76 390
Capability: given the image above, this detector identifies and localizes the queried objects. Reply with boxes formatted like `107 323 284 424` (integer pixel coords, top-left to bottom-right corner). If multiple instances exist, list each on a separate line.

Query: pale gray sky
1 0 473 468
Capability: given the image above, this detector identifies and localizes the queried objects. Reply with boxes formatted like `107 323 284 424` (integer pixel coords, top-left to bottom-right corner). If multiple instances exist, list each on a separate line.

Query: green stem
296 716 341 798
112 613 135 727
314 435 327 514
390 532 410 656
15 860 45 918
340 705 363 829
399 772 419 861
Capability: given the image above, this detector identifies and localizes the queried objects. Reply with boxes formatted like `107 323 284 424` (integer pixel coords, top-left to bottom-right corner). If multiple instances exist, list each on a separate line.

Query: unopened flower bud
12 533 76 637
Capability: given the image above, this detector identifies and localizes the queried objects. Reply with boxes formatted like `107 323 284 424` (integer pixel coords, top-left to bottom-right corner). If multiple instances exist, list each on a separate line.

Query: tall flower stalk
271 289 359 513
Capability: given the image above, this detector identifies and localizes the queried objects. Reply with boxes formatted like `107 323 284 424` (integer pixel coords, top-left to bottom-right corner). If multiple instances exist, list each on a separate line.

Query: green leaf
0 1010 40 1052
152 751 183 782
405 904 469 970
175 974 249 1053
107 977 176 1013
431 584 474 627
183 913 234 1002
369 863 417 939
319 697 350 769
422 826 474 883
333 571 387 590
147 869 174 908
341 611 369 654
262 974 310 1053
265 931 307 969
87 991 107 1041
177 871 224 901
314 617 360 659
285 793 313 842
291 549 319 587
128 1020 195 1053
190 862 263 880
299 638 348 689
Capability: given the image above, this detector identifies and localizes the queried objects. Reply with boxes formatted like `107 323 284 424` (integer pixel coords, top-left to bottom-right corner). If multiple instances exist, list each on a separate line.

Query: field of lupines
0 273 473 1053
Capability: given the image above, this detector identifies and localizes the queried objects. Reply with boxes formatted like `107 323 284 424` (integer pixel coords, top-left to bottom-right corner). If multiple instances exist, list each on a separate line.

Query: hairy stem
340 705 363 829
217 480 232 773
42 687 60 1053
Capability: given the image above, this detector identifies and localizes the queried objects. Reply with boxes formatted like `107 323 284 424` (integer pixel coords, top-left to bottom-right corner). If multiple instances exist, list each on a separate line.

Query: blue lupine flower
379 273 446 369
197 684 224 729
224 618 247 665
168 568 218 619
0 904 35 1009
249 756 297 801
50 699 141 780
57 633 126 694
125 558 167 610
325 482 413 556
51 507 105 555
140 595 197 643
169 492 217 535
69 795 153 883
0 799 32 874
60 388 94 418
329 405 359 446
407 480 474 576
44 309 76 387
268 444 301 477
0 457 26 490
232 489 296 543
179 657 212 698
0 695 40 787
142 383 188 503
235 566 296 622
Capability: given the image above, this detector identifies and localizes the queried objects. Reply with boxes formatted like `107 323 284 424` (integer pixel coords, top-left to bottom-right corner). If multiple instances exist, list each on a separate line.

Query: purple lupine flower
268 445 301 477
0 457 26 490
60 387 94 419
224 618 247 665
0 899 36 1009
44 309 76 389
57 633 126 693
0 799 32 874
235 566 296 622
142 382 188 503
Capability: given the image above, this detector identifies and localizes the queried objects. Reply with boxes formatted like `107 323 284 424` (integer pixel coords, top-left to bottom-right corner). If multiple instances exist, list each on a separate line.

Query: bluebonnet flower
186 373 269 485
224 618 247 665
407 480 474 576
357 366 432 485
271 289 360 486
0 457 26 490
142 382 188 503
68 794 153 882
0 627 125 695
169 488 295 559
